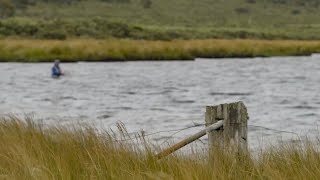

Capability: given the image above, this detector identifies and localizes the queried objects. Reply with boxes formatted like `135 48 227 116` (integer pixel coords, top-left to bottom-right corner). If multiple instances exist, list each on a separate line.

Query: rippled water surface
1 57 320 149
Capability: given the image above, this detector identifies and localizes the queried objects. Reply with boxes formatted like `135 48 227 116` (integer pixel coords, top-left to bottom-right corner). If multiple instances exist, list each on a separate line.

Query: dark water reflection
1 56 320 149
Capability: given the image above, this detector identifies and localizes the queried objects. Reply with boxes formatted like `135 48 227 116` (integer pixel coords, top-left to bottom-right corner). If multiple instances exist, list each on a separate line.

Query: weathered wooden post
205 101 249 152
154 101 248 159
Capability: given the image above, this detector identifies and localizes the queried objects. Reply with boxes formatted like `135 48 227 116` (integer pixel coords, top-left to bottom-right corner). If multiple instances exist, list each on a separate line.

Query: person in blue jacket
52 59 64 78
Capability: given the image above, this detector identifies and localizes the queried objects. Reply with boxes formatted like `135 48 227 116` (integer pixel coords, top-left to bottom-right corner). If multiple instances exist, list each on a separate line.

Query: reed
0 116 320 179
1 39 320 62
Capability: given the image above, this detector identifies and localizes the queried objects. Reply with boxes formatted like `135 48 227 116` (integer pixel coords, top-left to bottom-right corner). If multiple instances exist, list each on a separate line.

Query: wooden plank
155 120 224 159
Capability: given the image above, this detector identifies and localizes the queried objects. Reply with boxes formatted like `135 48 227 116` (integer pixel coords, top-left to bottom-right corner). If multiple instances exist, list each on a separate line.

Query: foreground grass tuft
1 39 320 62
0 116 320 179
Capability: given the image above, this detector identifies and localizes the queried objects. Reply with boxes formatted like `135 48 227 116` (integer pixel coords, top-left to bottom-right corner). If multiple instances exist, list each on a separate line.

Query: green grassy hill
1 0 320 39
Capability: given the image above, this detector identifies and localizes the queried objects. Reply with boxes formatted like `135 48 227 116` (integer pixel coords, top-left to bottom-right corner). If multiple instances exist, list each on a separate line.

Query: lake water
1 56 320 150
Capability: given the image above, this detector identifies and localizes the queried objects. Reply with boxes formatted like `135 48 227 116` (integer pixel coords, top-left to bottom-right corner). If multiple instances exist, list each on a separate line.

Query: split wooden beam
155 120 224 159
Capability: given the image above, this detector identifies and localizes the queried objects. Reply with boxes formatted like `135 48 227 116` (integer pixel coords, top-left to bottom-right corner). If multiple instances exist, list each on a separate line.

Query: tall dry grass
1 39 320 62
0 116 320 179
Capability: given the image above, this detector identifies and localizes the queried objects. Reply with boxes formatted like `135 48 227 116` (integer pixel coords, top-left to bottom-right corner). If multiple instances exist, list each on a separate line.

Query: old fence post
205 101 249 152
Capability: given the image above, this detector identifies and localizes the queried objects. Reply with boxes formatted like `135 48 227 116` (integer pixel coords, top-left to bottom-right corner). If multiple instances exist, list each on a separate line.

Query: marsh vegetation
0 116 320 179
1 39 320 62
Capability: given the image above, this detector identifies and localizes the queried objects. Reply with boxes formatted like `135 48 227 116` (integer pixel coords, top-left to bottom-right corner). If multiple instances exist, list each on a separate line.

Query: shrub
246 0 256 4
38 30 67 40
291 9 301 15
141 0 151 8
234 7 250 14
271 0 287 4
0 0 15 18
100 0 131 3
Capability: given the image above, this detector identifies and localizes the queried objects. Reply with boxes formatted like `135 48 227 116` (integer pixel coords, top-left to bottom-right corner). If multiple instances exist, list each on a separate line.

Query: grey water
1 56 320 150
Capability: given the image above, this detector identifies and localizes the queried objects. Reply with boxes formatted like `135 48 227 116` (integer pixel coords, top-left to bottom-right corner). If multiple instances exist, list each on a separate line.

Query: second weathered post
205 101 249 152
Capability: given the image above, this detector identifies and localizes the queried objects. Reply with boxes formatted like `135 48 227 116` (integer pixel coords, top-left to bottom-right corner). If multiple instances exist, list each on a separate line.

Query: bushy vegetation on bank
0 39 320 62
0 116 320 179
2 0 320 40
0 18 311 40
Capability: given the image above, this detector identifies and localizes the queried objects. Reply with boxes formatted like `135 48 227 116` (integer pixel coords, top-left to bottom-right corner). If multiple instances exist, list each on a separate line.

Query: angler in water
51 59 64 78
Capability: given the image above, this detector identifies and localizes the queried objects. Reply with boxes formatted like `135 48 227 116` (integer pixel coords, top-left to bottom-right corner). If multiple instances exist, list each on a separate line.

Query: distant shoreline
1 39 320 62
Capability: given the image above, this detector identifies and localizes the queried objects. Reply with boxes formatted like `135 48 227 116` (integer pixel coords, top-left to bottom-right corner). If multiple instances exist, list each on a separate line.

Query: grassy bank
1 39 320 62
0 116 320 179
1 18 302 40
4 0 320 40
1 17 318 40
